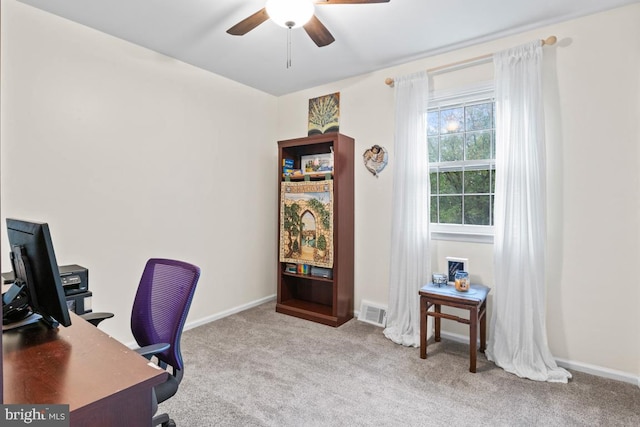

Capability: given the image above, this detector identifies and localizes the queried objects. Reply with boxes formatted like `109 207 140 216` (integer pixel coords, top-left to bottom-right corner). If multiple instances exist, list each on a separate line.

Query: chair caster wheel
162 420 176 427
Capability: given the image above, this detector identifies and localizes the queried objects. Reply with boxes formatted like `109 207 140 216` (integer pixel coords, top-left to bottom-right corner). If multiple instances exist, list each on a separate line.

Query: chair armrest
80 311 114 326
135 343 170 360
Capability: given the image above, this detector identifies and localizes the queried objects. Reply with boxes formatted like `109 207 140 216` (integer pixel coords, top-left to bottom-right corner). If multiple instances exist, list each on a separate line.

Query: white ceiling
18 0 639 96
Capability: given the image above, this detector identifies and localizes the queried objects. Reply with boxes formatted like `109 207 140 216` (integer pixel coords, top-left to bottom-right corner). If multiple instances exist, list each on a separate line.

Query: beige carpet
159 301 640 426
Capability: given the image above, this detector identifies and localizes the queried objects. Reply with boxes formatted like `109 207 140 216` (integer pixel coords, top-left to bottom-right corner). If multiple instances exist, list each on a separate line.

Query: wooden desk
419 283 490 373
3 312 167 426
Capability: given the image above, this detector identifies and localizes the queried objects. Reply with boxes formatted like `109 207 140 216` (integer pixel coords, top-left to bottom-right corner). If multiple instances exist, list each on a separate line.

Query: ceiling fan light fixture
266 0 315 29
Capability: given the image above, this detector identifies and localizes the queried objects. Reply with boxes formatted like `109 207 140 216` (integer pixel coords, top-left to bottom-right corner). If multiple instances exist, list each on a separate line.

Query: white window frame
428 81 495 244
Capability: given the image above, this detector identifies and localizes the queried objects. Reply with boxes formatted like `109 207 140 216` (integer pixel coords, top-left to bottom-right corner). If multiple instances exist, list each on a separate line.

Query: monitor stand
2 281 41 331
2 312 43 332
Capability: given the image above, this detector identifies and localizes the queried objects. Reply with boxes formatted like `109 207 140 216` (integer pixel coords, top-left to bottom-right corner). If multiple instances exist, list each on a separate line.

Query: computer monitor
4 218 71 328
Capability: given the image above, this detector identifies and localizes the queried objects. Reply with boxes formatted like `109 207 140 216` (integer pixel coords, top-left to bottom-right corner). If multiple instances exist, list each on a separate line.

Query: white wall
277 4 640 378
1 1 278 343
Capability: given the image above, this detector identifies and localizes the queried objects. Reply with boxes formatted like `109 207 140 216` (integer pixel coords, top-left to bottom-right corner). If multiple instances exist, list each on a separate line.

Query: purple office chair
132 258 201 427
85 258 200 427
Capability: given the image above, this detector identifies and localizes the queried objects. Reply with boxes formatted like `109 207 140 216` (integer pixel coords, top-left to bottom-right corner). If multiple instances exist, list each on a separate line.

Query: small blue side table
419 282 491 373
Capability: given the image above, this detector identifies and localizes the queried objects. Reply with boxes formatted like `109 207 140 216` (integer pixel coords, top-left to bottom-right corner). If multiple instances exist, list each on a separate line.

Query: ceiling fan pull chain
287 27 292 68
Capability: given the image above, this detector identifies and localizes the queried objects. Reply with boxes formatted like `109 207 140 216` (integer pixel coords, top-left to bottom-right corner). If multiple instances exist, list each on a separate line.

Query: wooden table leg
420 296 427 359
469 306 478 373
479 301 487 353
434 304 441 342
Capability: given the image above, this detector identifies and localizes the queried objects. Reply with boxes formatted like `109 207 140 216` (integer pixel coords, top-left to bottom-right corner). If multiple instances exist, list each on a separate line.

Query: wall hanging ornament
363 145 388 177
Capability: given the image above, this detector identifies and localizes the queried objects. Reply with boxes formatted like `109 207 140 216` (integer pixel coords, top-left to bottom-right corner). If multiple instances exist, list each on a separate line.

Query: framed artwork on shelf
280 180 334 268
301 152 333 175
446 257 468 285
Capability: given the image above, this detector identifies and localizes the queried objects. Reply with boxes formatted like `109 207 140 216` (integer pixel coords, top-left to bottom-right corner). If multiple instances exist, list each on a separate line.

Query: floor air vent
358 301 387 327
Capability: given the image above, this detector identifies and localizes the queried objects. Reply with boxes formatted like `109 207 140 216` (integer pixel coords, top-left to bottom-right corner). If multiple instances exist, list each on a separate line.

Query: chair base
153 412 175 427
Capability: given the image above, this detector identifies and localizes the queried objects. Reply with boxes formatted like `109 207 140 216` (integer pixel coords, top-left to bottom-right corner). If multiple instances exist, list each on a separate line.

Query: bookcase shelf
277 133 354 327
282 271 333 283
283 172 334 181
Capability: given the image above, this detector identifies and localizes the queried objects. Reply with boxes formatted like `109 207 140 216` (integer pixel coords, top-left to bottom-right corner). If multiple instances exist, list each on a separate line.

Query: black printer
2 264 88 296
58 264 89 295
2 264 92 315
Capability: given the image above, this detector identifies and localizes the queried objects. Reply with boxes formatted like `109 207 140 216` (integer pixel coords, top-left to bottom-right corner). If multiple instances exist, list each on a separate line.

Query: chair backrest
130 258 200 373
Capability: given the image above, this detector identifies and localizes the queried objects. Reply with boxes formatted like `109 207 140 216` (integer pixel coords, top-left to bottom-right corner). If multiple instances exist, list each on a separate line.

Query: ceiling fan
226 0 390 47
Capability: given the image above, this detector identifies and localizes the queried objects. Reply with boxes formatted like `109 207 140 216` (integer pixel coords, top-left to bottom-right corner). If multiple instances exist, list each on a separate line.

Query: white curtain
383 71 430 347
486 41 571 382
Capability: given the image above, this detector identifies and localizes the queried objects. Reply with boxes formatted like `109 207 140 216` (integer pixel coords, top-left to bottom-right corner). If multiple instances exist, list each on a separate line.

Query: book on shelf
285 263 297 274
282 158 295 168
282 168 303 177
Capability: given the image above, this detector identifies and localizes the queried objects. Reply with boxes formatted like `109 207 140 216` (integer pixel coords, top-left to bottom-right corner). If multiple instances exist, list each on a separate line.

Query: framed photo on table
446 257 468 285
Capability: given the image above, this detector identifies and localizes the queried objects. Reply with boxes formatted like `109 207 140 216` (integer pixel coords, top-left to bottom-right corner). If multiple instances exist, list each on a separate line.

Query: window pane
430 172 438 194
430 196 438 222
464 169 490 194
427 111 440 136
491 195 495 225
428 136 439 162
427 97 495 228
491 170 496 193
439 196 462 224
465 102 493 131
465 131 492 160
440 134 464 161
440 107 464 134
491 132 496 159
439 171 462 194
464 195 491 225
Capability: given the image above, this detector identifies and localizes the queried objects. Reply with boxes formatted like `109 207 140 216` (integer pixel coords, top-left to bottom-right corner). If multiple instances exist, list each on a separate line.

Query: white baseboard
184 294 277 331
439 331 640 387
439 330 477 345
555 357 640 387
124 294 276 349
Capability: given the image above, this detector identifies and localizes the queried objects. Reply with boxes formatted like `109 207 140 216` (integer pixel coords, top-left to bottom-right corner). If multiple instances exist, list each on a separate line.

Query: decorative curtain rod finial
384 77 394 87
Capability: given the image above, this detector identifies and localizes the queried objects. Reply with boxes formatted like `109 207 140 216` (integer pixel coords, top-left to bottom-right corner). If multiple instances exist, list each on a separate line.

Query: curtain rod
384 35 557 87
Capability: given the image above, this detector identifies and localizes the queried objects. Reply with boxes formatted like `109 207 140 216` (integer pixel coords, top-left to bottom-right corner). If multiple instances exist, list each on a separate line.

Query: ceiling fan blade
315 0 390 4
226 8 269 36
304 15 336 47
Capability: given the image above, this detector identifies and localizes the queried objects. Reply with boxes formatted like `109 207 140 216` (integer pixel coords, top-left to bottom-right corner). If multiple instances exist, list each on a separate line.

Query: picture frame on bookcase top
308 92 340 136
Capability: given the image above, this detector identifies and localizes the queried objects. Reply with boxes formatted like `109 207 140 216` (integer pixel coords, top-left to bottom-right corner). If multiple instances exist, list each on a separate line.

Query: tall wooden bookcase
276 133 354 327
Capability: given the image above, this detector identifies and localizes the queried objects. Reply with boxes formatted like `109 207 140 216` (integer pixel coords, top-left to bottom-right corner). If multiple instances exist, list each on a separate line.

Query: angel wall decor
363 145 388 177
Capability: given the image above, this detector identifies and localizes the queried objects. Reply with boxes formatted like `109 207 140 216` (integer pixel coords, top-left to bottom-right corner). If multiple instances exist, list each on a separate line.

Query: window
427 85 495 242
